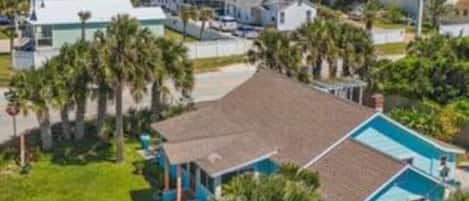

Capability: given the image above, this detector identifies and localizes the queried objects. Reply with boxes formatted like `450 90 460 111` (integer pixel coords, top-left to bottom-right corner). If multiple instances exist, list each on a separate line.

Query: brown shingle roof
309 140 405 201
154 70 375 166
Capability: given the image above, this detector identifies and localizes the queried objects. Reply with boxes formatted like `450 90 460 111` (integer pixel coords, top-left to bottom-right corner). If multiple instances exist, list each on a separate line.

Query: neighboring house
152 71 466 201
440 0 469 37
377 0 458 18
224 0 317 31
14 0 166 69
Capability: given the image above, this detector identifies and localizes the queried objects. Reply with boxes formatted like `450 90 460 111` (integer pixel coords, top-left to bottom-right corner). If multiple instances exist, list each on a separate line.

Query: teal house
152 71 466 201
14 0 166 69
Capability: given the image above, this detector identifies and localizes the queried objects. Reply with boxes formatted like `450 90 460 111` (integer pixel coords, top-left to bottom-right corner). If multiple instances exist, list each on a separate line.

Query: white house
14 0 166 69
225 0 317 31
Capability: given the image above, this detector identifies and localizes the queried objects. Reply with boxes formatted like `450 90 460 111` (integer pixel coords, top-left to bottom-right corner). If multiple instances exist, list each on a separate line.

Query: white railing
371 29 406 45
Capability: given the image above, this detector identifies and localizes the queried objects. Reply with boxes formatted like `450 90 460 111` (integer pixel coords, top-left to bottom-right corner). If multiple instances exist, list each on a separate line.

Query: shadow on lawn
130 188 158 201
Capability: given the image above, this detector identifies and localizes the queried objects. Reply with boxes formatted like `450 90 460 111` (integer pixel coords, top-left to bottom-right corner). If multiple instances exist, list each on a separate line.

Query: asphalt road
0 64 256 143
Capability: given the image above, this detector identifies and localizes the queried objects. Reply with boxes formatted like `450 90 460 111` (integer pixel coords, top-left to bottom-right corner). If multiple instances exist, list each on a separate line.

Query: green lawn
192 55 247 73
0 31 7 40
0 53 13 86
164 28 197 43
0 139 157 201
374 42 407 55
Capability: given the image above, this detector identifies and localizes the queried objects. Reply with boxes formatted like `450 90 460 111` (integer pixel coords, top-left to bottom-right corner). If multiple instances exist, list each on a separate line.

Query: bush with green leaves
446 191 469 201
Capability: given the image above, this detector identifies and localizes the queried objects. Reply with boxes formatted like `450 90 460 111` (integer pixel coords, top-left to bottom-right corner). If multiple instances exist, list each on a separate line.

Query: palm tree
7 69 53 150
91 31 112 136
152 38 194 117
0 0 29 61
198 7 214 40
363 0 379 32
78 10 92 41
295 20 339 79
337 23 374 77
426 0 454 30
248 28 306 82
102 15 151 162
179 4 197 41
46 54 73 140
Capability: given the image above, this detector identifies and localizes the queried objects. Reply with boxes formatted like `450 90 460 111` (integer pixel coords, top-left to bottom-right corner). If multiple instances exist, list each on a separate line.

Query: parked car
0 15 10 26
233 25 259 39
211 15 237 32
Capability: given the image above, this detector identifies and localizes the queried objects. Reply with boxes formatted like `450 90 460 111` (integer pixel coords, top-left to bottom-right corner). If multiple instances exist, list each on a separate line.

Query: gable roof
154 70 375 168
29 0 166 25
309 140 405 201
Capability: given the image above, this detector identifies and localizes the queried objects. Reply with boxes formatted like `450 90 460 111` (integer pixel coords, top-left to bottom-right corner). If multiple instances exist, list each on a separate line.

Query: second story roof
29 0 166 25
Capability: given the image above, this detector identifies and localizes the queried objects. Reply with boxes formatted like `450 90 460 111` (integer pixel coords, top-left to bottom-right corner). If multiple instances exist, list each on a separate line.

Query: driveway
0 63 257 143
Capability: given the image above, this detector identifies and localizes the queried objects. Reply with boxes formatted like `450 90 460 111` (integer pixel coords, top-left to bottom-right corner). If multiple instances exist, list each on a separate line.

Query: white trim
210 151 278 177
363 165 411 201
302 113 381 168
363 165 447 201
378 114 466 154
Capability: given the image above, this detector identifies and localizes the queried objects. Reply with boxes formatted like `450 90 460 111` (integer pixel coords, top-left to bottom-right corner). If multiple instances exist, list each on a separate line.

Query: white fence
164 18 232 41
186 39 252 59
371 29 406 45
440 23 469 37
13 48 59 70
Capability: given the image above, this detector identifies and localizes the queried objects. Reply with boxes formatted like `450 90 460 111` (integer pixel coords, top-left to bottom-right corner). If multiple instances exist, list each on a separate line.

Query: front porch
156 151 278 201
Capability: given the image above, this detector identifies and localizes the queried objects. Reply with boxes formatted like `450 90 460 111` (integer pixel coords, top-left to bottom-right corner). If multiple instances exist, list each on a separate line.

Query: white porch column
176 165 183 201
214 176 222 199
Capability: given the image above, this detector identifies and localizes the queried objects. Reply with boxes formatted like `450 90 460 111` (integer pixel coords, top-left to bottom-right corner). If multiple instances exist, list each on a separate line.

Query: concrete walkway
455 165 469 190
0 64 257 143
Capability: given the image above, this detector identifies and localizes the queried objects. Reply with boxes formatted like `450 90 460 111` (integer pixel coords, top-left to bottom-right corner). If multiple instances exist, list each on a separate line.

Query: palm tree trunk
96 84 108 135
36 109 53 150
60 104 72 140
81 23 86 41
151 81 162 118
199 21 206 40
75 95 87 140
115 82 125 163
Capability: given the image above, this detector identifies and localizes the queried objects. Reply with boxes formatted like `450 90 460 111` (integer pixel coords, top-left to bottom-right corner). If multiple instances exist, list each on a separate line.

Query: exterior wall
50 19 165 48
226 4 253 24
369 169 445 201
352 116 457 180
276 2 317 31
440 23 469 37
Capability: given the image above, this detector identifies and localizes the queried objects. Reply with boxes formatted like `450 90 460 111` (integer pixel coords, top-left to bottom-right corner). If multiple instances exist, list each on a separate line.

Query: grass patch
374 19 408 30
0 31 8 40
192 55 247 73
0 139 158 201
374 42 407 55
0 53 13 86
164 28 197 43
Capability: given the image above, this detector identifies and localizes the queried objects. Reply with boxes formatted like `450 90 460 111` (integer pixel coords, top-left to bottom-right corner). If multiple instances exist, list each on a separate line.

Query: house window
306 10 312 22
36 25 53 47
439 156 450 179
280 12 285 24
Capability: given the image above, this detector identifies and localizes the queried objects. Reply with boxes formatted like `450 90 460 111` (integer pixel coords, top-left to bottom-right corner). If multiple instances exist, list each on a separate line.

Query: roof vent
208 153 222 163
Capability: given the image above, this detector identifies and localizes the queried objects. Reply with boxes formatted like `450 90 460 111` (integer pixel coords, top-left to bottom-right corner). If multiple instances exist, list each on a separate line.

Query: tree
426 0 454 30
179 4 197 41
446 191 469 201
363 0 379 32
295 19 340 79
101 15 152 162
221 163 321 201
7 69 53 150
78 10 92 41
90 31 112 136
152 38 194 117
198 7 214 40
248 28 307 82
0 0 29 61
46 53 74 140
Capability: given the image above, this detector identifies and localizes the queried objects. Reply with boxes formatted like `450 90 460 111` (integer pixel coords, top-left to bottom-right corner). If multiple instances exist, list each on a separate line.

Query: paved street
0 64 256 143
